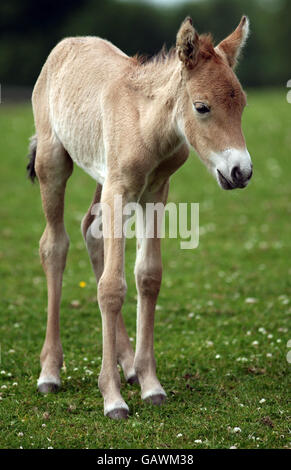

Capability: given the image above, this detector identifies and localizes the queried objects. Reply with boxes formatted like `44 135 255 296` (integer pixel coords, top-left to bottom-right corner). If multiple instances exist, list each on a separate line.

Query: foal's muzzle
217 164 253 190
213 148 253 190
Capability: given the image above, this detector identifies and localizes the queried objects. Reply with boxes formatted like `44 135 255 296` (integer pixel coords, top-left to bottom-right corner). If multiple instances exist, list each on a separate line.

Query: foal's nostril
231 166 243 184
230 165 252 187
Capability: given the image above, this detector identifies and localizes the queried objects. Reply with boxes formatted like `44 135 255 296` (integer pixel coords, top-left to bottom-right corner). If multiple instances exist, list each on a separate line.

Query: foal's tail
26 134 37 182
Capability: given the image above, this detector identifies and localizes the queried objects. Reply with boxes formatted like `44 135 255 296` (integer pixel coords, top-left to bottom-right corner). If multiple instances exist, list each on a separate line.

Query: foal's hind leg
36 137 73 393
81 185 138 384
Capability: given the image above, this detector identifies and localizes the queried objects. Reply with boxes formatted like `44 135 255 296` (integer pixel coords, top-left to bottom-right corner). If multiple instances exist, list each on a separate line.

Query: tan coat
29 16 252 418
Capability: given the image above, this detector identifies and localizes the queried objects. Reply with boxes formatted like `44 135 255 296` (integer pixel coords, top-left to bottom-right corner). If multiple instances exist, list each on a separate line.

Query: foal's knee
39 227 69 271
98 275 127 314
136 265 162 298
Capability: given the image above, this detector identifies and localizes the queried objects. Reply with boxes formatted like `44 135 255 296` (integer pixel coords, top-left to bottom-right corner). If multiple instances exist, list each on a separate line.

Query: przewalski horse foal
28 16 252 419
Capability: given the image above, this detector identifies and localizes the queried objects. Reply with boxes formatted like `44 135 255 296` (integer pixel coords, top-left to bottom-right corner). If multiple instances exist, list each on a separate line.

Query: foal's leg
134 181 169 404
36 138 73 393
96 182 133 419
81 185 137 384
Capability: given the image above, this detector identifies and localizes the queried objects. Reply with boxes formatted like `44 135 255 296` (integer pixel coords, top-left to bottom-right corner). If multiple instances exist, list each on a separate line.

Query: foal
28 17 252 419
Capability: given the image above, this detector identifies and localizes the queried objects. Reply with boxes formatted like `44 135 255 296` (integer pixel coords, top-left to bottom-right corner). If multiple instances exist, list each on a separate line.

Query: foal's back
32 37 132 182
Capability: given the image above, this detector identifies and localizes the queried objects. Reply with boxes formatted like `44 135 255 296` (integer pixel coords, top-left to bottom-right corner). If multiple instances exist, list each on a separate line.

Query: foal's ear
215 16 250 68
176 17 199 69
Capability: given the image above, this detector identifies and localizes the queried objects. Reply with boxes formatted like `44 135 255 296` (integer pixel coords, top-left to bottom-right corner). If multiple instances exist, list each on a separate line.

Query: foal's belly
52 113 107 185
69 150 107 185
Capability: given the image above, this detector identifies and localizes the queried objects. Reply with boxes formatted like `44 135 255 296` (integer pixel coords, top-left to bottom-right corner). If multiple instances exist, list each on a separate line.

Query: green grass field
0 89 290 449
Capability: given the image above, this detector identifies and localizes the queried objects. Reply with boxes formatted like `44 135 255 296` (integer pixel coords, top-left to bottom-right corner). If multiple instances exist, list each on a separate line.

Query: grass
0 89 290 449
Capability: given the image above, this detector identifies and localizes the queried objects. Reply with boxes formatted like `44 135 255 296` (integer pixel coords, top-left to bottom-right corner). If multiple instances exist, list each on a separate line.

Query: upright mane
132 44 177 67
198 34 220 61
131 33 221 71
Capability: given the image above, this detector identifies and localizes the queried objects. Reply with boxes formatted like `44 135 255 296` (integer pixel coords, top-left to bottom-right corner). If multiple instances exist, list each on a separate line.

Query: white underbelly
52 117 107 185
72 153 107 185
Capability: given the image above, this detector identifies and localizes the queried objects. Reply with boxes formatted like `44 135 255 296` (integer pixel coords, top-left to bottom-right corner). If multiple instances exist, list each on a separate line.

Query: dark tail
26 134 37 182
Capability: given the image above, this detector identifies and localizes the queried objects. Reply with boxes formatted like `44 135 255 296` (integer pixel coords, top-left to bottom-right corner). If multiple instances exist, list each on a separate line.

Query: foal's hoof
104 400 129 420
127 374 139 385
145 393 167 406
106 408 129 420
143 389 167 406
38 382 60 394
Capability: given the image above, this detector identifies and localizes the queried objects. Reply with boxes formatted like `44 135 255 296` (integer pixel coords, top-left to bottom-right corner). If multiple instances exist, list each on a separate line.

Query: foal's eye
194 102 210 114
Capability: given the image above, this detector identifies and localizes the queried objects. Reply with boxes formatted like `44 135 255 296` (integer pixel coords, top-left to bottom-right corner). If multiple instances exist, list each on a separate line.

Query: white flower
194 439 202 443
259 398 266 404
252 340 259 346
12 382 18 386
42 423 46 428
233 427 242 433
1 385 7 389
258 327 267 335
1 370 6 375
215 354 221 359
245 297 257 304
236 357 248 362
230 446 237 449
266 353 272 358
176 433 183 438
18 432 24 437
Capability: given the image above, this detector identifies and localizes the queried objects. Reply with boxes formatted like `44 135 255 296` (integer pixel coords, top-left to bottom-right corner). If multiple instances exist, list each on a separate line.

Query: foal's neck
133 57 185 156
137 56 182 99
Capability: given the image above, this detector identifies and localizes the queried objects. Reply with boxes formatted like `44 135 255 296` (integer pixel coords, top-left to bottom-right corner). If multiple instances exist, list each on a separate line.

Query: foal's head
176 16 252 190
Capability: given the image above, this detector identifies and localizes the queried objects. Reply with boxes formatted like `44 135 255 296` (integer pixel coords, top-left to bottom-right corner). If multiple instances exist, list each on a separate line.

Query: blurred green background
0 0 291 92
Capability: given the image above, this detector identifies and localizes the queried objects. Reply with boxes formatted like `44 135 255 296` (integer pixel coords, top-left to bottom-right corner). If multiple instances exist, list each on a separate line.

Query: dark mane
132 34 220 67
132 44 177 66
198 34 220 61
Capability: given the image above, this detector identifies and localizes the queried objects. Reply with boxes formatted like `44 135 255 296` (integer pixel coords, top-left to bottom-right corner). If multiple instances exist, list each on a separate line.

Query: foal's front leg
97 183 130 419
134 182 169 405
82 186 137 385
